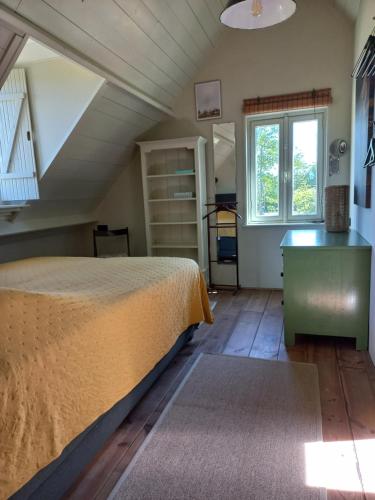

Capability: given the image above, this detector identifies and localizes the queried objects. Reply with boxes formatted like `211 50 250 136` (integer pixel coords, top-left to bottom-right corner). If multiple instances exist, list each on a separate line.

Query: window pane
255 124 280 217
292 120 318 216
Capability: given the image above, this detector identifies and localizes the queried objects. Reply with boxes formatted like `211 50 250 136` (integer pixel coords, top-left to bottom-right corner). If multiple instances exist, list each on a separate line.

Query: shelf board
149 221 198 226
148 197 196 203
209 224 237 229
0 203 29 222
151 242 198 249
147 173 195 179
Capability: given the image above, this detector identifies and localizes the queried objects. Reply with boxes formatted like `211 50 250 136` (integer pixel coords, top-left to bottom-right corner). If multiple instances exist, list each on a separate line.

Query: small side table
93 227 130 257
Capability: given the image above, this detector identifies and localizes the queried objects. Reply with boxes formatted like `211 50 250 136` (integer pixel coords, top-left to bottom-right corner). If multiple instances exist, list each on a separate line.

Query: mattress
0 256 213 499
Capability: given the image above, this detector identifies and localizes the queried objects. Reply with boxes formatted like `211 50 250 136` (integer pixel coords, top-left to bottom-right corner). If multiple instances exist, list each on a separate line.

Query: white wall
0 223 93 264
350 0 375 361
23 57 103 177
95 151 147 257
99 0 354 289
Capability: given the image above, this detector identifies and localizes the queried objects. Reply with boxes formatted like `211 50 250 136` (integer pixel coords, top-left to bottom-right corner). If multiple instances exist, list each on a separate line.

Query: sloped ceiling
334 0 360 20
1 79 168 231
0 0 356 117
0 0 226 230
39 81 167 207
0 0 357 233
0 0 226 114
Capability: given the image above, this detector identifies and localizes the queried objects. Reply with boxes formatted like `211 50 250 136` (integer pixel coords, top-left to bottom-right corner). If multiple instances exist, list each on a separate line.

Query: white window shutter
0 68 39 201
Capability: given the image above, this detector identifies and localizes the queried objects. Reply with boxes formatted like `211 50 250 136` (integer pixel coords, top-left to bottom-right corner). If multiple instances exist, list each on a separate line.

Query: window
246 109 326 224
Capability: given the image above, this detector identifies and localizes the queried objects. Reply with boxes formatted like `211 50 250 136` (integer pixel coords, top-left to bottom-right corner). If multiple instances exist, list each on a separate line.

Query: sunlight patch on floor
209 300 217 311
304 439 375 494
354 438 375 494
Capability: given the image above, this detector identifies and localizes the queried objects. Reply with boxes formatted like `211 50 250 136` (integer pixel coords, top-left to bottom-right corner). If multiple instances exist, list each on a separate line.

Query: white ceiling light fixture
220 0 297 30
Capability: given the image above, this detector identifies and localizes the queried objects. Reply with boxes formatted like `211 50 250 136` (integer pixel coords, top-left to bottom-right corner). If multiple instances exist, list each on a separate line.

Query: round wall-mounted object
330 139 348 158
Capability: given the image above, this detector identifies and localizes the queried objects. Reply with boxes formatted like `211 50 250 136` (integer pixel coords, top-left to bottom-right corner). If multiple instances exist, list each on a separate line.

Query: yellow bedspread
0 256 212 499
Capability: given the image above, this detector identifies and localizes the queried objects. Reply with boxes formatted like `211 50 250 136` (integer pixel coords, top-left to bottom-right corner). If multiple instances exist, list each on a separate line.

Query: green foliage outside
255 125 279 216
292 151 317 215
255 125 317 217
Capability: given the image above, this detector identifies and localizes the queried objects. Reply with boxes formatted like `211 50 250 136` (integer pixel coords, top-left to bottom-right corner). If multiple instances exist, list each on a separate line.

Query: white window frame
246 108 326 225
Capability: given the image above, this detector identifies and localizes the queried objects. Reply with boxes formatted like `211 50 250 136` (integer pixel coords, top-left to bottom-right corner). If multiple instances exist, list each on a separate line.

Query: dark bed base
11 325 197 500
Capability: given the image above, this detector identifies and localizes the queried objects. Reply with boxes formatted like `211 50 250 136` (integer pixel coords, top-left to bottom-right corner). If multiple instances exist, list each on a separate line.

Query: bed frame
11 325 197 500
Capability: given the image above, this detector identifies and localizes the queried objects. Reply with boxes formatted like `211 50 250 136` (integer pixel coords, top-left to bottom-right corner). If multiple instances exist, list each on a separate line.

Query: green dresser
280 229 371 350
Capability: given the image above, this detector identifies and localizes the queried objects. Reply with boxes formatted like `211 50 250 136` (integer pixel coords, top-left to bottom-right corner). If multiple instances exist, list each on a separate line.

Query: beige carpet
110 354 326 500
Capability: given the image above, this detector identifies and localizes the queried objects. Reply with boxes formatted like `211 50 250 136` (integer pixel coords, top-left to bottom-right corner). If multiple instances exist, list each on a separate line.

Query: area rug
110 354 326 500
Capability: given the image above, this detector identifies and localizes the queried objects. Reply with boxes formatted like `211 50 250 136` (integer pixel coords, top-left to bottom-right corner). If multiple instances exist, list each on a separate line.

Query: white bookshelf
138 137 208 274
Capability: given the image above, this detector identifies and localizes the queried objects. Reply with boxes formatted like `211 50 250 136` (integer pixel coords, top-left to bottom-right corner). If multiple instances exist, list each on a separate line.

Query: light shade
220 0 296 30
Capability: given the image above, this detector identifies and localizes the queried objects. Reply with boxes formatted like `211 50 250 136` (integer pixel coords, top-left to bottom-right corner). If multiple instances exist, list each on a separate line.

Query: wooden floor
66 289 375 500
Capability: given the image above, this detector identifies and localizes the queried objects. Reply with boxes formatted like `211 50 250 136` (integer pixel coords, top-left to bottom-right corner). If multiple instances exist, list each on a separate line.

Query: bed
0 256 212 500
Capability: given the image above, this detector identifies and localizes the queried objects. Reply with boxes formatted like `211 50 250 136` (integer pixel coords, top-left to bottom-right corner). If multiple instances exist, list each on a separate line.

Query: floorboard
249 291 283 360
222 310 262 357
244 288 270 313
66 289 375 500
335 341 375 499
278 332 309 362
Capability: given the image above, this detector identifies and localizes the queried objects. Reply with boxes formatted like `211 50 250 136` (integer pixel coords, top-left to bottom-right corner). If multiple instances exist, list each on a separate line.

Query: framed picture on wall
195 80 222 121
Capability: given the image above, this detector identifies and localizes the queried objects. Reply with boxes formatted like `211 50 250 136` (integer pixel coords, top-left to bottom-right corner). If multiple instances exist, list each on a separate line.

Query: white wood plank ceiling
0 0 358 223
39 81 167 206
7 80 166 221
0 0 226 114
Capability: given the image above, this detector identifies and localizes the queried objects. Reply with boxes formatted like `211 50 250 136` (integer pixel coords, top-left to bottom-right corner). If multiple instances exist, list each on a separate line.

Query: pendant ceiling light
220 0 296 30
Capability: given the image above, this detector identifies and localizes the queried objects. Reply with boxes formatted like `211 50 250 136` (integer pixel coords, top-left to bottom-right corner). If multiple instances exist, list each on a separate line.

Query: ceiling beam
0 4 175 117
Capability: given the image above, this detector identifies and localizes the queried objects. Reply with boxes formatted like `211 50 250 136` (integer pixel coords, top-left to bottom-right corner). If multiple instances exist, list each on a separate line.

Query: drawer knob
280 272 284 277
281 300 284 306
